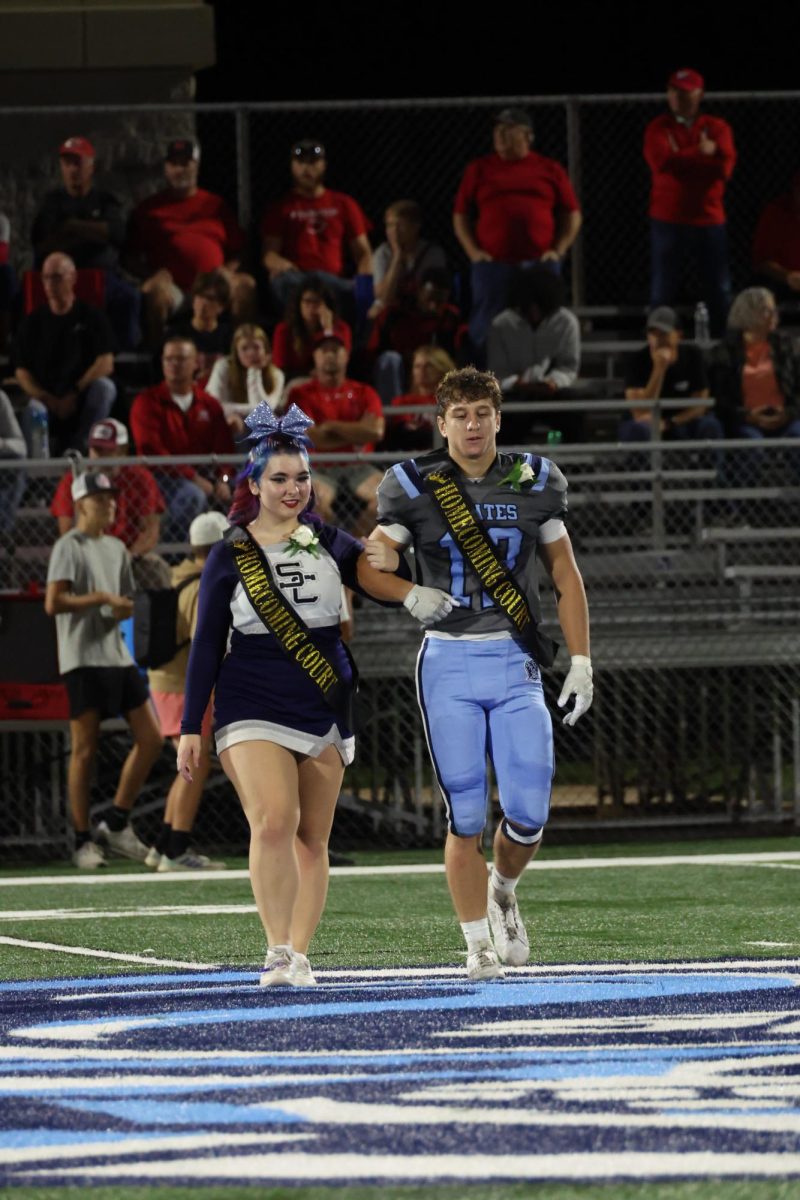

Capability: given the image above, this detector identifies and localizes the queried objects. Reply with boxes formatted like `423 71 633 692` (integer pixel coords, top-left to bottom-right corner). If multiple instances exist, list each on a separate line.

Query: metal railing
1 429 799 860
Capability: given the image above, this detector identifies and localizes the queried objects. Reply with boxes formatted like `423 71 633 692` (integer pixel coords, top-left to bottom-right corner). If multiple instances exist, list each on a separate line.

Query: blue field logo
1 961 800 1186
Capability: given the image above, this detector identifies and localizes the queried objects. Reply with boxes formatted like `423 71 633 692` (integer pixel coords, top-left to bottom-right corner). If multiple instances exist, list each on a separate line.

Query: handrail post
651 399 666 549
235 106 251 233
565 96 585 308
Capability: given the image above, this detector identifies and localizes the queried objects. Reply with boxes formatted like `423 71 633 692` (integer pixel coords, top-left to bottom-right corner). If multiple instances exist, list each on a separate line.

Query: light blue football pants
416 635 554 839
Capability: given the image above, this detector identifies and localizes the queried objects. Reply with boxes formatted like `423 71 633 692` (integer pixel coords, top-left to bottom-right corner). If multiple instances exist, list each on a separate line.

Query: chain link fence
1 432 799 863
2 92 800 309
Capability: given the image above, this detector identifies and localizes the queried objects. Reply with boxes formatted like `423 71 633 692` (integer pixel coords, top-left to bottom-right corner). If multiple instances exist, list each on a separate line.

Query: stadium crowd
2 69 800 543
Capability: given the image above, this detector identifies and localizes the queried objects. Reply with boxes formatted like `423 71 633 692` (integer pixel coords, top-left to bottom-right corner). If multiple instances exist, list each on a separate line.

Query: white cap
189 511 229 547
70 470 118 503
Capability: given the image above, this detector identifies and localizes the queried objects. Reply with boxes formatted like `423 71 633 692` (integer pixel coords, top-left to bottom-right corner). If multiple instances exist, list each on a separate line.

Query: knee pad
500 817 543 847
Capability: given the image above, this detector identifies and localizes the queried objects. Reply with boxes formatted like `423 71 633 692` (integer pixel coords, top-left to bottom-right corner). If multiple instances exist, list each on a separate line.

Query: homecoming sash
230 529 354 725
424 469 558 666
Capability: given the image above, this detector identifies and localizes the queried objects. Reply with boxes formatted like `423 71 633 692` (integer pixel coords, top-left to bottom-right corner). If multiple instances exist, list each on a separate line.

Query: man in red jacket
130 337 234 541
644 68 736 335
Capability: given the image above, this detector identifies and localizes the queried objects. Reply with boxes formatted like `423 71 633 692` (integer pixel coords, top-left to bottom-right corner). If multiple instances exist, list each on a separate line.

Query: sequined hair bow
241 401 314 451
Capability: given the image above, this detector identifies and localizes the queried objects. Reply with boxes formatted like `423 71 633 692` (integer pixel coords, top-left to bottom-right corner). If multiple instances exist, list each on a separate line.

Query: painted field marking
24 1149 800 1183
1 849 799 890
0 937 221 970
0 905 257 922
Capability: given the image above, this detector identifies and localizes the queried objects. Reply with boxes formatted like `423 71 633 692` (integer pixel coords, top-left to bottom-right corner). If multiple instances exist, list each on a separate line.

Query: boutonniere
500 460 537 493
285 525 321 558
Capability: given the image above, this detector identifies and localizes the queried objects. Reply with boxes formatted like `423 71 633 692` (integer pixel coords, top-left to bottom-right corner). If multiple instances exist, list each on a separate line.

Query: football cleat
488 888 530 966
259 949 295 987
466 944 505 981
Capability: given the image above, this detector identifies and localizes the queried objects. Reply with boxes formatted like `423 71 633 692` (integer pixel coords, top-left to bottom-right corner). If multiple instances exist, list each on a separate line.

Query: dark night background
197 0 799 102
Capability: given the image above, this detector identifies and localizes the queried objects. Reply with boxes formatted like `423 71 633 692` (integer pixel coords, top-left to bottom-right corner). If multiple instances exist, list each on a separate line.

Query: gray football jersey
377 449 568 636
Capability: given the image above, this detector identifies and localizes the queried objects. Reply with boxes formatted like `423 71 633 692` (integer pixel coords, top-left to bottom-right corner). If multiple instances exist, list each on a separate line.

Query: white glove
403 585 458 626
557 655 593 726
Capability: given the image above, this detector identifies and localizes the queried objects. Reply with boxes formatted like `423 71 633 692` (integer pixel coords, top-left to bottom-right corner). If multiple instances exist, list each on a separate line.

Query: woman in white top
206 325 285 436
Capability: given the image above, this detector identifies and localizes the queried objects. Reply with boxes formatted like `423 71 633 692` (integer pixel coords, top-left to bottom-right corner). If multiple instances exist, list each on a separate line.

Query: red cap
312 330 347 349
668 68 704 93
89 418 129 449
59 135 95 159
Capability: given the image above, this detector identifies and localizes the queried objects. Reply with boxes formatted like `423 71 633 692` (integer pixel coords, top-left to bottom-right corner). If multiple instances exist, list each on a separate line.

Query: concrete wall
0 1 215 274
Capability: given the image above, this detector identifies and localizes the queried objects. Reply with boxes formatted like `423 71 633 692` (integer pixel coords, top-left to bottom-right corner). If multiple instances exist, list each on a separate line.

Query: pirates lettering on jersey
377 449 568 639
473 503 518 521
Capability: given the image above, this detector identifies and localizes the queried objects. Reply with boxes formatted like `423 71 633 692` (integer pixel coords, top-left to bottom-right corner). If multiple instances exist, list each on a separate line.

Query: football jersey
377 449 568 637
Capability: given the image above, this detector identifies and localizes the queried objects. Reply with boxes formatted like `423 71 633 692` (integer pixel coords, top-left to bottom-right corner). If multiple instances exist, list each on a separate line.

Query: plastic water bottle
547 429 563 447
694 302 710 347
30 405 50 459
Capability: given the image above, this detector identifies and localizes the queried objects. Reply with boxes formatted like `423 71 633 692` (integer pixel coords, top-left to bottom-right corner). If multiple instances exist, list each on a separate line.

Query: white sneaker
95 820 150 863
72 840 106 869
259 948 295 987
488 888 530 966
290 953 317 987
157 851 227 872
144 845 162 869
466 943 505 981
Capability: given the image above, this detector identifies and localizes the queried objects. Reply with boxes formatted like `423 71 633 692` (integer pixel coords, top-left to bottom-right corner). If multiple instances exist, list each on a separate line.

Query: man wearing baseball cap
146 509 229 872
31 136 141 349
290 332 384 531
644 69 737 336
45 469 164 869
621 305 723 444
260 138 373 313
50 418 167 581
453 108 582 353
126 136 253 348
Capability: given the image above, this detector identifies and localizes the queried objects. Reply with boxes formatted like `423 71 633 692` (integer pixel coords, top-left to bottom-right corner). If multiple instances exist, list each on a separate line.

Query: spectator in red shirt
272 275 353 386
261 139 373 315
453 107 582 353
369 268 462 404
752 170 800 301
129 336 234 540
50 417 169 585
127 139 255 348
385 345 455 452
644 69 736 336
292 333 384 530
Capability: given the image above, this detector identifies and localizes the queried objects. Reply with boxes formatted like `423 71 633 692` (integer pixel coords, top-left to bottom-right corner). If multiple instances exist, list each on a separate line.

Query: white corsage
285 525 321 558
500 460 537 493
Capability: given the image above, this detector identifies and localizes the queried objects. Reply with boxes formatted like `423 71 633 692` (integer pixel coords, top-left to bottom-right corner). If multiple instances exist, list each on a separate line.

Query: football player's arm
539 533 593 725
538 533 589 657
359 527 455 622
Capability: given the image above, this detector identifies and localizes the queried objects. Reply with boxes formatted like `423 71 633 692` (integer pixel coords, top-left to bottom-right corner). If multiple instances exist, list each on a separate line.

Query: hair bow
241 401 314 447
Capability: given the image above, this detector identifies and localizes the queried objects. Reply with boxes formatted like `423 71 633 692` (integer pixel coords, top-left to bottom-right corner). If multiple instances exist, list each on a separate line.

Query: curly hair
727 287 776 333
435 366 503 419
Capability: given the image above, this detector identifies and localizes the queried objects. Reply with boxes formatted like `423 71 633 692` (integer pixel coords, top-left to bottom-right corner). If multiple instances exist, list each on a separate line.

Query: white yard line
0 936 221 970
0 905 257 922
1 850 799 890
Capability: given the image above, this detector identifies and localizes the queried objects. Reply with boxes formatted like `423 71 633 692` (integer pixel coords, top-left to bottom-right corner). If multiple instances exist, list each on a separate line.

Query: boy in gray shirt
46 470 163 867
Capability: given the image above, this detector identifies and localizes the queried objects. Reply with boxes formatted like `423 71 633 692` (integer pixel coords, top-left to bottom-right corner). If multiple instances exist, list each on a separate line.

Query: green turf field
5 1177 800 1199
1 837 797 981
